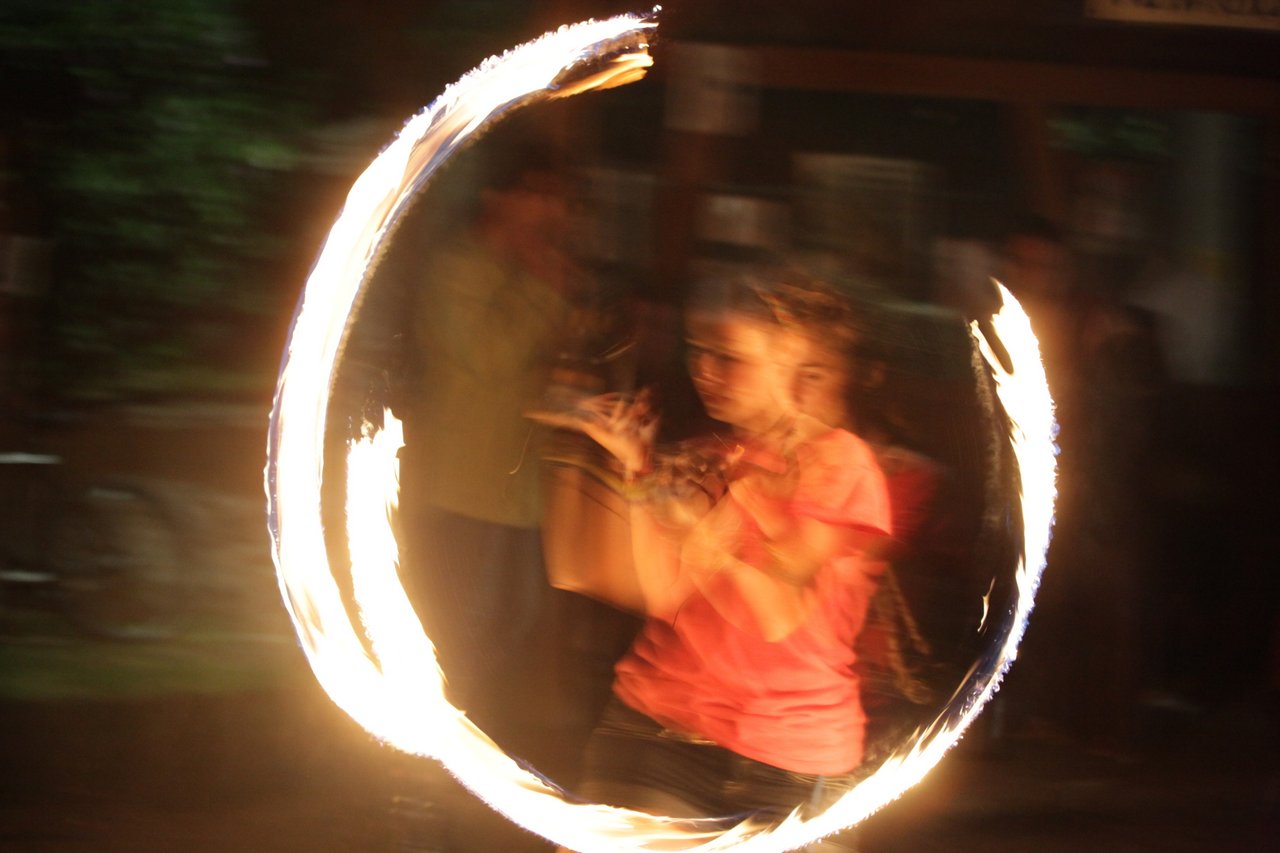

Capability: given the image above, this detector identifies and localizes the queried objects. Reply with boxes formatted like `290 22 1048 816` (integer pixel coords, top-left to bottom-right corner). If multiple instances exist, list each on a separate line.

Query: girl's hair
684 270 786 326
685 263 863 351
687 261 909 434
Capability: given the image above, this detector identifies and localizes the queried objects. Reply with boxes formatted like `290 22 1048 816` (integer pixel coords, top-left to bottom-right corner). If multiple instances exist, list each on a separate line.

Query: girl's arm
683 464 890 641
531 392 709 617
680 491 868 641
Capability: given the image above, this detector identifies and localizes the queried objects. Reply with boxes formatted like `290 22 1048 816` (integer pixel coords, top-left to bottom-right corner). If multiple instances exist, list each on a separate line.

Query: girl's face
793 338 853 430
685 312 805 434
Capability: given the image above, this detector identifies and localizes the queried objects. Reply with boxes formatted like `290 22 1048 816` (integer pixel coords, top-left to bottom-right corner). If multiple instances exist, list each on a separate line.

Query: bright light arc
265 11 1057 853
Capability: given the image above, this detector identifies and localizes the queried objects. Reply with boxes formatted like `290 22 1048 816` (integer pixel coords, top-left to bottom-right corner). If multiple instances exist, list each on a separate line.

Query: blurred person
1124 244 1264 706
534 267 891 850
992 214 1092 747
996 215 1164 756
396 140 579 746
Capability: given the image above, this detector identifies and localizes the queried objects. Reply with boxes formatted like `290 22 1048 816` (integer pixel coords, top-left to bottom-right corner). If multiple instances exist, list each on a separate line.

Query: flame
265 8 1057 851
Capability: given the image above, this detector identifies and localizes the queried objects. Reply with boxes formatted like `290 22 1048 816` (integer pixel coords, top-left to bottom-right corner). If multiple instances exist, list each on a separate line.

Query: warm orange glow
265 9 1057 850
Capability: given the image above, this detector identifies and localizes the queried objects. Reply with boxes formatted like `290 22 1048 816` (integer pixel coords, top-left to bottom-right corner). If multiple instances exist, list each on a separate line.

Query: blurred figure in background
387 141 585 853
396 141 578 746
997 214 1165 757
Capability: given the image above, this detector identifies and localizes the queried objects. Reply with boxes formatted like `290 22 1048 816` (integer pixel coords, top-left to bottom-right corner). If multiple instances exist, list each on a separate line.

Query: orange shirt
613 429 892 775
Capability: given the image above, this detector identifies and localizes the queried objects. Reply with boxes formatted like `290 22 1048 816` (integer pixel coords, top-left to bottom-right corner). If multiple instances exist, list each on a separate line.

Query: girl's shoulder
793 417 877 467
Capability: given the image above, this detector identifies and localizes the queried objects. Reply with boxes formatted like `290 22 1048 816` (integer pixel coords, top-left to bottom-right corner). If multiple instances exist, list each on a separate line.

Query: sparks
264 9 1057 851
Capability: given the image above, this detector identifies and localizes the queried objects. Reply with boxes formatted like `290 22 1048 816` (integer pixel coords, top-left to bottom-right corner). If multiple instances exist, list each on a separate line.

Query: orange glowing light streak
266 8 1058 851
343 415 446 754
978 281 1058 646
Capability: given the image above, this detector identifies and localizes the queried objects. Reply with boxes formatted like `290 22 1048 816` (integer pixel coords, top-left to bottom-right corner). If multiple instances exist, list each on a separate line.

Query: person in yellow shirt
398 143 576 743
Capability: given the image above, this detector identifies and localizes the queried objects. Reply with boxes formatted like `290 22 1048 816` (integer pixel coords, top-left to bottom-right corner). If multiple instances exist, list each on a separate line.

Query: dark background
1 2 1276 850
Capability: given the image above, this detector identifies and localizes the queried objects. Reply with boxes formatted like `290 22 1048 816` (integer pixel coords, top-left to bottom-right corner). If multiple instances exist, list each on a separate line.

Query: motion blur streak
264 7 1057 850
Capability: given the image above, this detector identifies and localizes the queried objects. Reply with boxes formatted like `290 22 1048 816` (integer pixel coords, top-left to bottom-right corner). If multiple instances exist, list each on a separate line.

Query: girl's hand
681 497 745 577
529 390 658 475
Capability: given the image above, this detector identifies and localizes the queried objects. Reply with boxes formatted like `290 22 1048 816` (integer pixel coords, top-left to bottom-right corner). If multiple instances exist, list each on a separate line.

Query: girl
539 270 892 842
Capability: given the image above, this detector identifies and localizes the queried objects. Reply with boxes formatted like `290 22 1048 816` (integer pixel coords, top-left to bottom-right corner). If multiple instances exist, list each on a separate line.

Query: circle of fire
265 10 1057 852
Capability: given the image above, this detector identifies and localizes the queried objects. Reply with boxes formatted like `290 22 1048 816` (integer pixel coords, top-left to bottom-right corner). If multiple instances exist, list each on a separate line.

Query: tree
2 0 309 400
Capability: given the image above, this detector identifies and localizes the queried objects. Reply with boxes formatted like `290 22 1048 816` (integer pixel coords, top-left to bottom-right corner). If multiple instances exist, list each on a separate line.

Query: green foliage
1 0 310 400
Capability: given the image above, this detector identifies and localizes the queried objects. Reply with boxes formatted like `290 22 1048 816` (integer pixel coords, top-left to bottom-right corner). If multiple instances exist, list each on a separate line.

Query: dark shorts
576 698 859 850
